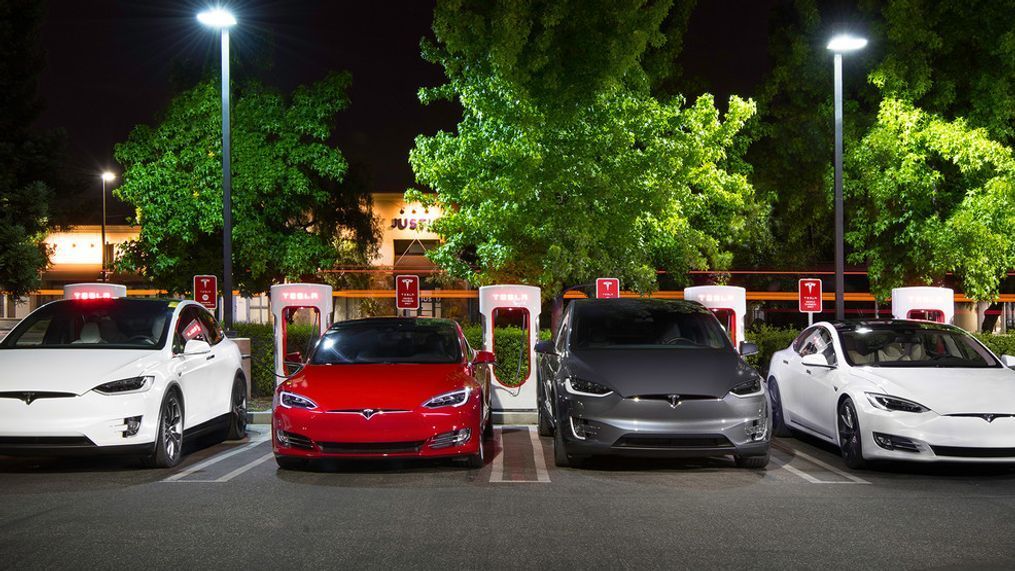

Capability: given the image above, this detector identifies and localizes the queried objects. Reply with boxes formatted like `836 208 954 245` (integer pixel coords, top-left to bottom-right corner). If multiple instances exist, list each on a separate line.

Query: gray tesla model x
535 298 771 468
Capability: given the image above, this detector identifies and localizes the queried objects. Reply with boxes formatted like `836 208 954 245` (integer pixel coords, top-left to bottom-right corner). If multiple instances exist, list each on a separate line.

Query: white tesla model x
0 298 247 467
767 320 1015 468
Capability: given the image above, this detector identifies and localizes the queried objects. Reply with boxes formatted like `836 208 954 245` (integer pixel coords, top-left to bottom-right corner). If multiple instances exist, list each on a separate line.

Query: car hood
283 364 474 410
567 348 754 398
852 366 1015 414
0 348 164 395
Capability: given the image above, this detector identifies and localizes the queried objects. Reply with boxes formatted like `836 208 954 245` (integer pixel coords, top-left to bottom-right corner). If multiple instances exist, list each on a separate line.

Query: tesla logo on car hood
361 409 379 419
20 392 37 405
667 395 681 408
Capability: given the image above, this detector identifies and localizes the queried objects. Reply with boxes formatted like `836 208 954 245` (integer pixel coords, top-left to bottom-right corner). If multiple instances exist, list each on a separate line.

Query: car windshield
838 324 1000 368
570 301 731 350
310 319 463 365
0 299 174 350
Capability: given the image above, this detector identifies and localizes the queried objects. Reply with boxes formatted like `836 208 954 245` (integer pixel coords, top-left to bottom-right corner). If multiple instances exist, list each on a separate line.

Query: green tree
114 73 377 294
409 1 759 296
0 0 61 298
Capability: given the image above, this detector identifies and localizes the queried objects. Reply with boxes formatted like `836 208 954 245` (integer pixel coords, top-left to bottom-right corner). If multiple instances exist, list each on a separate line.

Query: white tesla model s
0 298 247 467
767 320 1015 468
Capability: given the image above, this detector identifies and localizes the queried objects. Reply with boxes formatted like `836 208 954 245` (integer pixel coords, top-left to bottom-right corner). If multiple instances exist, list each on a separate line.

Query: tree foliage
114 73 377 294
410 0 760 296
0 0 60 298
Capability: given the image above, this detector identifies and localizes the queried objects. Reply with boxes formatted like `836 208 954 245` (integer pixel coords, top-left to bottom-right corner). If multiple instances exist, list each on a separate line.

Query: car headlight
565 377 614 397
279 391 318 410
423 387 471 408
729 377 763 397
93 376 154 395
865 393 929 413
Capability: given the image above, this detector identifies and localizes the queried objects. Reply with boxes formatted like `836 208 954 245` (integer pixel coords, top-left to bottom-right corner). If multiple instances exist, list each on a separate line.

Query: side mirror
534 340 556 355
801 353 835 369
1001 355 1015 369
472 350 496 365
739 342 759 357
183 339 211 356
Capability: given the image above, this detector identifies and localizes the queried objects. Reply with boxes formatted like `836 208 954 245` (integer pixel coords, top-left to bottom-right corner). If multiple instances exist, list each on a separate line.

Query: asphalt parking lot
2 425 1015 570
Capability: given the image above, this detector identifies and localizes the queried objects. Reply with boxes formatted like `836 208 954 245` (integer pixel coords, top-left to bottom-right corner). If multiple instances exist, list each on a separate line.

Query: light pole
100 171 116 282
198 7 237 332
827 34 867 321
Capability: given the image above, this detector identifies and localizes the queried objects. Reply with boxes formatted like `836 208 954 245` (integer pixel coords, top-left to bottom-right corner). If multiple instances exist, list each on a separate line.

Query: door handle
782 360 789 365
206 354 216 361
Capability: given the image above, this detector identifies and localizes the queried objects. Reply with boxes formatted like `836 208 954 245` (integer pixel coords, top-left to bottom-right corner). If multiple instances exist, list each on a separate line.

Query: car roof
827 319 959 333
327 317 458 331
571 298 712 314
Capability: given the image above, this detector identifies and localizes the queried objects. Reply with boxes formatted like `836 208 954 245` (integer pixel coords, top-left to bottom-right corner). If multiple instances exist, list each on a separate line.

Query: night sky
33 0 857 224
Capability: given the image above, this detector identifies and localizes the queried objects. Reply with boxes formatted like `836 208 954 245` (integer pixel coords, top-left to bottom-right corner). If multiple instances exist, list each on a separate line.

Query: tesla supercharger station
891 286 954 323
270 283 333 383
64 283 128 300
684 285 747 348
479 285 540 418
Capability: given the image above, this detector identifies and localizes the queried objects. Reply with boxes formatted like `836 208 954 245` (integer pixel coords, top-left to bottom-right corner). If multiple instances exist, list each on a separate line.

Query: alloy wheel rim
770 383 783 426
233 385 247 434
163 397 183 459
838 402 857 451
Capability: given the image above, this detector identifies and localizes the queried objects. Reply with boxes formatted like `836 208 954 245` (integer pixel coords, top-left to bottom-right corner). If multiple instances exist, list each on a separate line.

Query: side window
197 309 224 345
798 328 824 358
174 307 209 353
555 308 571 353
13 318 52 347
794 327 817 355
817 328 837 366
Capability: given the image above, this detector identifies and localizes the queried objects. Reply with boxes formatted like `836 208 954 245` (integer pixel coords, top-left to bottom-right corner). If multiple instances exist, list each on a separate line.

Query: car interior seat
73 322 103 344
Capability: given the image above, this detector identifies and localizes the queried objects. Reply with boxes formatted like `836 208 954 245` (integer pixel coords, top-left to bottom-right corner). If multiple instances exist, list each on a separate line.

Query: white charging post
478 285 541 419
269 283 334 382
891 287 954 324
684 285 747 349
64 283 128 300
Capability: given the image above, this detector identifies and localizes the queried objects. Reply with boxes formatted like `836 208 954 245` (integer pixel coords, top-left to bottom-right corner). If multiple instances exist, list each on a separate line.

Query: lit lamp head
101 171 116 182
827 34 868 53
197 7 237 29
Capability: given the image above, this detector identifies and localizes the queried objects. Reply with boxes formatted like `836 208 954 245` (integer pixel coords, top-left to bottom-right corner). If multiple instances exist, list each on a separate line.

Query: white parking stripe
527 426 551 483
489 428 506 483
214 452 274 482
770 456 823 483
162 434 270 482
774 442 871 484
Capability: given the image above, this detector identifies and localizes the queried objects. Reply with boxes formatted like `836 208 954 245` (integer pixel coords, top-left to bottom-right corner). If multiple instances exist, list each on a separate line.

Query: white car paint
0 300 242 454
768 320 1015 463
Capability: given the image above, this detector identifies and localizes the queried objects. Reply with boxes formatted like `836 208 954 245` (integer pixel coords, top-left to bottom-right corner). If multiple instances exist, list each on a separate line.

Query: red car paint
272 320 492 461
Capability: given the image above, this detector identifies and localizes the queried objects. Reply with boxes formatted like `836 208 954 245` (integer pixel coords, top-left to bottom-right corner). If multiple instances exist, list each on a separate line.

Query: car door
197 308 235 419
795 326 840 439
541 307 570 420
170 306 217 427
776 327 816 426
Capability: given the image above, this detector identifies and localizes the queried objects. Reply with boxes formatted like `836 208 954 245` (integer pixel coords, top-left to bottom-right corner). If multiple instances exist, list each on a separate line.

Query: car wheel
768 378 792 438
553 425 570 467
537 376 554 437
465 435 485 469
275 455 308 471
837 397 867 470
225 376 247 441
483 416 494 440
735 453 770 469
142 390 184 469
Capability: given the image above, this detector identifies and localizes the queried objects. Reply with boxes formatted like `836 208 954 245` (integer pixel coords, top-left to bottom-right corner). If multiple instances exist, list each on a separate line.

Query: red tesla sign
396 275 420 311
596 278 620 299
194 275 218 310
799 279 822 313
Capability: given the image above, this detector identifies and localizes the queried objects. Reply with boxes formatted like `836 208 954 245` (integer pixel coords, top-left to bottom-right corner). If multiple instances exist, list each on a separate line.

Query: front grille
317 441 424 454
613 435 733 449
931 446 1015 458
946 414 1015 421
0 436 94 447
629 394 716 403
0 392 77 402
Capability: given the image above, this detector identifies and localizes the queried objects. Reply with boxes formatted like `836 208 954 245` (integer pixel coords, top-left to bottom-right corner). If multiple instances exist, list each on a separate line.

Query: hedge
744 324 800 376
462 325 553 387
232 322 275 398
973 334 1015 358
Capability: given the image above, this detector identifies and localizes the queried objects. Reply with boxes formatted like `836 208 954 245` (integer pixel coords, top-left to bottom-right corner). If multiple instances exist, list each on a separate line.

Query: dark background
33 0 862 223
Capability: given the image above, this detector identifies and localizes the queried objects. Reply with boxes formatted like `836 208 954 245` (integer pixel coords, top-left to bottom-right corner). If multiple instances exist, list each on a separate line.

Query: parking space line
162 434 270 482
771 443 871 485
527 426 551 483
214 452 274 482
489 428 505 482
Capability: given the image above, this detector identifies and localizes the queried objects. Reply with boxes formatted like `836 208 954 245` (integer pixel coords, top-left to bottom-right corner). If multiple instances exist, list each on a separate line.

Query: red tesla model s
272 317 495 469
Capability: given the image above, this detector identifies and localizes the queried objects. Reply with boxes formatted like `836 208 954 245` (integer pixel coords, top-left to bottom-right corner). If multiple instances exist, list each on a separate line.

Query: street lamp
827 33 867 321
198 7 237 332
100 171 116 282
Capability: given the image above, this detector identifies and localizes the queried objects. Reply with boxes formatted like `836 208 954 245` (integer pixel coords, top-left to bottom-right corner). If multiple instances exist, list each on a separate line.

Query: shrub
744 324 800 376
232 322 275 398
973 333 1015 358
462 325 552 387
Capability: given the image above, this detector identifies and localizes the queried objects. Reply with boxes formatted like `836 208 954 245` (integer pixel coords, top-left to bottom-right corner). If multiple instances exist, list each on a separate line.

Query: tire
225 376 248 441
465 434 486 469
537 375 554 437
837 397 867 470
553 425 570 467
735 453 770 469
483 416 494 440
768 378 792 438
275 455 308 471
142 390 184 469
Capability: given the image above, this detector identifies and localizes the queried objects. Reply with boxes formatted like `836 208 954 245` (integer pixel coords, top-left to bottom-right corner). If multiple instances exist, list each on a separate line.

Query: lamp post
827 34 867 321
100 171 116 282
198 7 237 332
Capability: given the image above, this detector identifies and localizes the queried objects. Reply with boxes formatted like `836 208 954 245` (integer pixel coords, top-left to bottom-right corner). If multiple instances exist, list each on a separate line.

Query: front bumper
556 389 771 459
0 390 160 456
273 396 483 460
860 402 1015 463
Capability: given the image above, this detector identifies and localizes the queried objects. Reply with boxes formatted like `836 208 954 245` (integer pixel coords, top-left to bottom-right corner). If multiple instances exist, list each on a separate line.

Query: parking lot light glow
827 34 867 52
100 171 115 182
197 7 236 28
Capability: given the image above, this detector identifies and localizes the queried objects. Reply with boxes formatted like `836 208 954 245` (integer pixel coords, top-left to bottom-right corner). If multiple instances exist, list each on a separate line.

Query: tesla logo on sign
597 278 620 299
799 279 822 313
396 275 420 311
194 275 218 310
